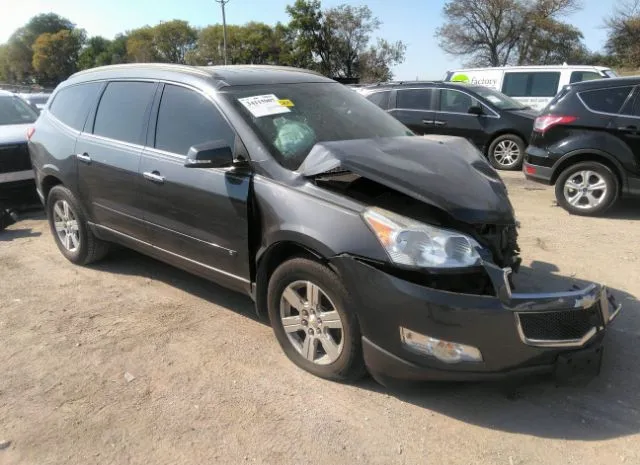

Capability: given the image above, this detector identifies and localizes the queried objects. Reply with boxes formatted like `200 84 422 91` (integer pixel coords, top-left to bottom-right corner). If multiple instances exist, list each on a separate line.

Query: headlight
362 207 482 268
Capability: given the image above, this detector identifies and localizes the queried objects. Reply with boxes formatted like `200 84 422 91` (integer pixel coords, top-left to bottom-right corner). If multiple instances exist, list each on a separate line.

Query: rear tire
555 162 618 216
47 185 110 264
267 258 366 382
488 134 525 171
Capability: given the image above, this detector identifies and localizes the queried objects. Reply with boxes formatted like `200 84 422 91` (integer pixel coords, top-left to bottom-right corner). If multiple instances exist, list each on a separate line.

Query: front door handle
76 153 91 164
434 120 447 126
143 171 165 184
422 120 434 125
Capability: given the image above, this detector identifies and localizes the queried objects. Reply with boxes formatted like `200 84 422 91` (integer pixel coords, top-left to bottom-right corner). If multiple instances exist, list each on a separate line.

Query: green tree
108 34 129 64
78 36 113 70
32 29 85 86
153 20 197 64
605 0 640 68
4 13 76 83
285 0 405 80
126 27 157 62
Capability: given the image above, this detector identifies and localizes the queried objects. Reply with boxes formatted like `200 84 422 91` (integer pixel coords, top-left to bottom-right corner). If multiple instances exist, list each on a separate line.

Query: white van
444 65 618 111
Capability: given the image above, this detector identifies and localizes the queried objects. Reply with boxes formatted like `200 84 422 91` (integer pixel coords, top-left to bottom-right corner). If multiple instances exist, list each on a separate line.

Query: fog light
399 327 483 364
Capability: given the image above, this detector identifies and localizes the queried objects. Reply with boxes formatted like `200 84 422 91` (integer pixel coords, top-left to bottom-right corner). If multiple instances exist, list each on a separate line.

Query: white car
0 90 38 190
444 65 617 111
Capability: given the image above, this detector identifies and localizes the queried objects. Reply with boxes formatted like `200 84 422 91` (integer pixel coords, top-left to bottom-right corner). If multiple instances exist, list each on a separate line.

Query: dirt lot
1 171 639 465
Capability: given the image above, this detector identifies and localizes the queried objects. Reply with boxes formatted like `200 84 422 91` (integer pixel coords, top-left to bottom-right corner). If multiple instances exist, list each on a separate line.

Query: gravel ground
1 171 639 465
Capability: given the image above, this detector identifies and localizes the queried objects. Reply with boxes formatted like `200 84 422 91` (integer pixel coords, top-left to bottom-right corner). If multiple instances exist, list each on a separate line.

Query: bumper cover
331 256 620 382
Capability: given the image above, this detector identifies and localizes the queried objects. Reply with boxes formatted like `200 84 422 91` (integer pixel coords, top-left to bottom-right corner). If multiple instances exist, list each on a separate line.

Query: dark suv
359 82 537 170
29 64 619 386
525 77 640 215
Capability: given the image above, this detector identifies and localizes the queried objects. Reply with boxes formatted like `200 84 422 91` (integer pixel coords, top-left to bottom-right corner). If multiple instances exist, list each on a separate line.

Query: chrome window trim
576 85 639 119
93 223 248 283
80 131 145 151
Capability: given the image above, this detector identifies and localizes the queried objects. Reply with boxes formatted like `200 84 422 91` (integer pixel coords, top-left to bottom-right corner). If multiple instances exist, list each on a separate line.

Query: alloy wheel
563 170 608 210
52 200 80 252
279 280 344 365
493 139 521 168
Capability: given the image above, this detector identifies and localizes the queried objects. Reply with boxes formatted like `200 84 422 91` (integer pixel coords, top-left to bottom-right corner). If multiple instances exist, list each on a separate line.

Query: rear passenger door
612 86 640 175
389 88 436 135
139 83 251 289
75 80 157 240
435 88 489 148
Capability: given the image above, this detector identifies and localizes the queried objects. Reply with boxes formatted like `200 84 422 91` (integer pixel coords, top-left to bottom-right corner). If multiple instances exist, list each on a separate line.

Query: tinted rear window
502 72 561 98
365 91 390 110
0 96 38 125
93 81 156 144
579 86 634 114
570 71 602 84
49 83 102 130
396 89 434 110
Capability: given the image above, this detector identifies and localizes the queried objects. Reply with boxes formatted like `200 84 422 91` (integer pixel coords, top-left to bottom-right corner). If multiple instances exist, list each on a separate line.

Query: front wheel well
41 175 63 204
550 153 623 191
254 241 326 320
484 131 527 155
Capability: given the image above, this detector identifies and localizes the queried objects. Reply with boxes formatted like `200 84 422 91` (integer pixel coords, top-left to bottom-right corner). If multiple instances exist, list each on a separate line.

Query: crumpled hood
0 123 30 146
299 136 516 225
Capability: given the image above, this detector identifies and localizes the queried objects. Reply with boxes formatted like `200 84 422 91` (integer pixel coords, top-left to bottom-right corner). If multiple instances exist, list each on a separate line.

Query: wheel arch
254 240 330 320
485 130 527 156
40 174 64 205
550 150 625 192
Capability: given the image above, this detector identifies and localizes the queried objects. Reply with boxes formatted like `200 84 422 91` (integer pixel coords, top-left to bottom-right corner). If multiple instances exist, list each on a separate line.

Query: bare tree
437 0 583 67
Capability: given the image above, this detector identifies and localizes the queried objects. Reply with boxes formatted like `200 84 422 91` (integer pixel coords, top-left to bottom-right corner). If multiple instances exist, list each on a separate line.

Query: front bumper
332 256 620 382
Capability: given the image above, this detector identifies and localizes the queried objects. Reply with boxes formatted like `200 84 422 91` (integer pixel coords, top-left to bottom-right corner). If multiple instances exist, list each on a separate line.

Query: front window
0 96 38 125
225 82 413 170
472 87 527 110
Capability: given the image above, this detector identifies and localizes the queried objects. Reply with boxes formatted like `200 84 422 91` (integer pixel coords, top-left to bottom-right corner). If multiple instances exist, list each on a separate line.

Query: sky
0 0 619 80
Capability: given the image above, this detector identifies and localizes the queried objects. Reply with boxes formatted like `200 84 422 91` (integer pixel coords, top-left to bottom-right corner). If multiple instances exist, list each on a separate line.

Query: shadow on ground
86 248 640 442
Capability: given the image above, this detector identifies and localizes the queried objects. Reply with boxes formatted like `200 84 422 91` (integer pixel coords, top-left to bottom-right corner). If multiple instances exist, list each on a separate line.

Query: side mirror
184 140 234 168
468 105 484 116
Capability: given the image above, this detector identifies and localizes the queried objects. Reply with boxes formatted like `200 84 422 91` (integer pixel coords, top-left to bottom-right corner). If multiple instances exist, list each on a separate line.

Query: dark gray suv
28 64 619 385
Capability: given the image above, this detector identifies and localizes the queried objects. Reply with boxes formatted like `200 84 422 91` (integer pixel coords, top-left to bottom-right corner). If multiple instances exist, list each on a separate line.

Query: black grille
518 306 602 341
0 143 32 173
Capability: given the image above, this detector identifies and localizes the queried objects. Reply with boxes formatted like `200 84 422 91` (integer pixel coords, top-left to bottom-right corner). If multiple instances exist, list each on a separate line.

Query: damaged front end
302 136 620 382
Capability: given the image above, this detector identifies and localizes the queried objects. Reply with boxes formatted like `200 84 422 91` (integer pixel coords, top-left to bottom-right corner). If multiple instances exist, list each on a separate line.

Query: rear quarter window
578 86 634 114
365 91 391 110
49 83 103 130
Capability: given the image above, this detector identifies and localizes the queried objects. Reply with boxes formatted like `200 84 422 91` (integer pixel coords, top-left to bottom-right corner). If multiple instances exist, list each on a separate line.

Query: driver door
435 88 489 149
139 83 251 290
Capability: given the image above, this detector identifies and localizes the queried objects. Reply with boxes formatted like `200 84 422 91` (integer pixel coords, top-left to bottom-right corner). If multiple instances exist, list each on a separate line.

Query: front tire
488 134 525 170
47 185 110 264
267 258 365 382
555 162 618 216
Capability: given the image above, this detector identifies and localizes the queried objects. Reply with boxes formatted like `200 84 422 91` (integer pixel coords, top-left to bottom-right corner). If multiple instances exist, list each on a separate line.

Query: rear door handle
422 120 434 125
143 171 165 184
434 120 447 126
76 153 91 164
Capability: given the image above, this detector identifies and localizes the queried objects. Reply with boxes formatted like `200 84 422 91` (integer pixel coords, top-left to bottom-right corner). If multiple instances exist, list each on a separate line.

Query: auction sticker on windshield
238 94 291 117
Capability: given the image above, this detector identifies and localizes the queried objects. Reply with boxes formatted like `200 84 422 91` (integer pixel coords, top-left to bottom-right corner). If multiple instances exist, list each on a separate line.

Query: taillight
26 127 35 141
533 115 577 133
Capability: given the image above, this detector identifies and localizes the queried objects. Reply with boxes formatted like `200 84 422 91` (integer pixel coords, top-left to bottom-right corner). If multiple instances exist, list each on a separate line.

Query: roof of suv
358 81 485 93
67 63 333 88
569 76 640 90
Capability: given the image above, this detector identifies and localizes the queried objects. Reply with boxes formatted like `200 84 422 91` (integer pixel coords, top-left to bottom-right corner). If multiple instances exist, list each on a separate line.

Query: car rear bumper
331 256 620 383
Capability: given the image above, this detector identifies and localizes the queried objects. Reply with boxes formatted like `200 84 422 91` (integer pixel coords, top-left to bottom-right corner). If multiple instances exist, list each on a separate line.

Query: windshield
472 86 527 110
0 96 39 125
225 82 413 170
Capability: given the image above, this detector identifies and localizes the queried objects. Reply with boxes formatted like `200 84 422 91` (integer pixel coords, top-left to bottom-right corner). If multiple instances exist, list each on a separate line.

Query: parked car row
358 75 640 216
